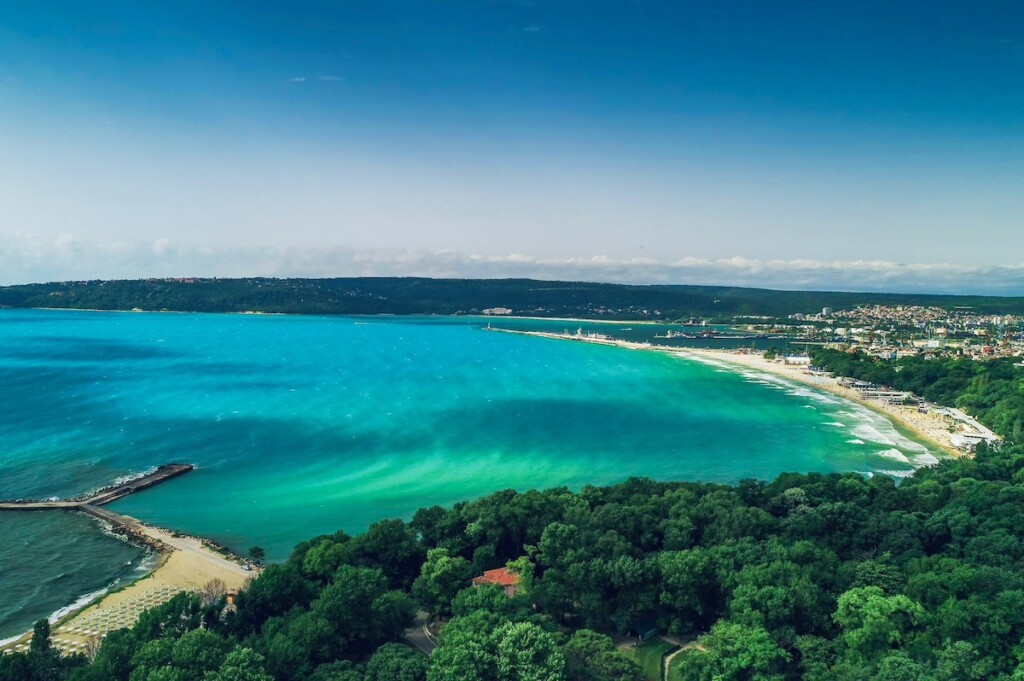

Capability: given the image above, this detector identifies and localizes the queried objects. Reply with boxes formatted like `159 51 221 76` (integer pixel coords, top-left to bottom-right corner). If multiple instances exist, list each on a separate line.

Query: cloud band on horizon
1 233 1023 296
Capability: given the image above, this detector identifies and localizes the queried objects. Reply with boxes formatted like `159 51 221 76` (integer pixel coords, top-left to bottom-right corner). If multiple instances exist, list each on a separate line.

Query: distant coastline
4 276 1024 319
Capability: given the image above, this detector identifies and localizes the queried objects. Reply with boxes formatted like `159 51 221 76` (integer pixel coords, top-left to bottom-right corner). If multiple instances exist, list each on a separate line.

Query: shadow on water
0 335 187 363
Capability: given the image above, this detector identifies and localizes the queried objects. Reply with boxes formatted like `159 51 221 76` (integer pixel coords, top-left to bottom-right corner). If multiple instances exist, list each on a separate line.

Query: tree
231 564 315 635
346 519 426 589
302 537 352 581
428 637 496 681
71 629 137 681
30 619 51 654
312 565 416 657
428 613 566 681
201 578 228 606
728 559 831 644
279 610 340 668
262 632 311 681
307 660 365 681
833 587 924 664
365 643 429 681
137 668 187 681
206 648 274 681
659 549 720 633
934 641 993 681
412 548 473 616
853 560 905 594
673 621 789 681
129 629 232 681
129 638 175 676
562 630 644 681
83 634 103 662
494 621 566 681
871 654 937 681
411 505 449 547
249 546 266 566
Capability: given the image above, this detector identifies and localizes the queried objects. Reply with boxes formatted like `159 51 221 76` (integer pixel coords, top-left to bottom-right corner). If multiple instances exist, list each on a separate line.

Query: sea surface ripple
0 310 939 638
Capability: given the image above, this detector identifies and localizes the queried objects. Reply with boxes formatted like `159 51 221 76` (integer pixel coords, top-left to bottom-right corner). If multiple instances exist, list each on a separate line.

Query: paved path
404 612 437 656
661 636 702 681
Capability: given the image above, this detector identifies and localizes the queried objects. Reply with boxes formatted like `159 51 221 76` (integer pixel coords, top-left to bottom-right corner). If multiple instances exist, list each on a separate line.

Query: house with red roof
471 567 520 597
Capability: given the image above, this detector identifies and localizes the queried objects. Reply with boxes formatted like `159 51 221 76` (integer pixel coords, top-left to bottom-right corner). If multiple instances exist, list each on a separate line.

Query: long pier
0 464 194 511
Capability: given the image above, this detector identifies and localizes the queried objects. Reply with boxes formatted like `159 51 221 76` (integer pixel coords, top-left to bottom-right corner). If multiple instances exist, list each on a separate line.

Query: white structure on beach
935 407 1000 450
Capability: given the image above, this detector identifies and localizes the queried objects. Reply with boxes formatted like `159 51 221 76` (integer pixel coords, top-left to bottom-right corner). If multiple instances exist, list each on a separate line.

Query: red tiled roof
472 567 520 587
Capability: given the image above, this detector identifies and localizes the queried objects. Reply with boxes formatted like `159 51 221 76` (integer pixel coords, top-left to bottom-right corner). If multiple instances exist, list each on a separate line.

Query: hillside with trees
3 277 1024 319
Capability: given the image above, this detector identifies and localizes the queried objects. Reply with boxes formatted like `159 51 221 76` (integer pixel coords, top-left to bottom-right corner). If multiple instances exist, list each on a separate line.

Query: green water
0 310 939 639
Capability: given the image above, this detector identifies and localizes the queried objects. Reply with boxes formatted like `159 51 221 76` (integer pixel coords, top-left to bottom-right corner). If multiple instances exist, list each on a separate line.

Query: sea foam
876 468 916 478
852 424 896 446
876 448 911 464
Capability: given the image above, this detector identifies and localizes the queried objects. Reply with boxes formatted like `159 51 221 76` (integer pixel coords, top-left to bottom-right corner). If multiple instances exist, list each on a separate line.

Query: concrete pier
0 464 194 511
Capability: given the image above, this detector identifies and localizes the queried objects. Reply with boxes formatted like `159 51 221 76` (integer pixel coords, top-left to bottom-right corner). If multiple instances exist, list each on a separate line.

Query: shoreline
17 307 697 326
0 512 254 656
676 348 964 459
497 328 965 459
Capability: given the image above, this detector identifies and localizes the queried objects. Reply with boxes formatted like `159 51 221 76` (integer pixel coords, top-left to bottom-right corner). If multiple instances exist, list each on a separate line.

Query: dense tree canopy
6 432 1024 680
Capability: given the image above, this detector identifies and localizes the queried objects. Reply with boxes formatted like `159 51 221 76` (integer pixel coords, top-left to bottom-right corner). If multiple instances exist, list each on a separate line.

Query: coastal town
777 304 1024 361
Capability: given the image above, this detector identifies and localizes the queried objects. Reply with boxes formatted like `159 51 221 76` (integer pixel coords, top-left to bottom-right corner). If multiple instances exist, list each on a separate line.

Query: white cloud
0 233 1022 295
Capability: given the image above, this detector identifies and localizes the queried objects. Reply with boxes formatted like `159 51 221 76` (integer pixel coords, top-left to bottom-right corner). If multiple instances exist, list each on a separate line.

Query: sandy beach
1 513 253 656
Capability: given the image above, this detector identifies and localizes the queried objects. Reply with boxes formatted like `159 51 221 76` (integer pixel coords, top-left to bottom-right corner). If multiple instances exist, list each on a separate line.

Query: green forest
5 438 1024 681
3 277 1024 319
809 349 1024 440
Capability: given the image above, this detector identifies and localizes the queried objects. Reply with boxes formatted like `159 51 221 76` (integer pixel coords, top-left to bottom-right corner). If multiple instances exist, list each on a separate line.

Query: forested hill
2 278 1024 319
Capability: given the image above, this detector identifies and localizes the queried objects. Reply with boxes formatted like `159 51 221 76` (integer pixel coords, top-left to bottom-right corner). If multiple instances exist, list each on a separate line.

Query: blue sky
1 1 1023 292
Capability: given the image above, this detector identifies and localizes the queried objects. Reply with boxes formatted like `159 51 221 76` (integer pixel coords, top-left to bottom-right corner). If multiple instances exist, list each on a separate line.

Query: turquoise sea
0 310 939 640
